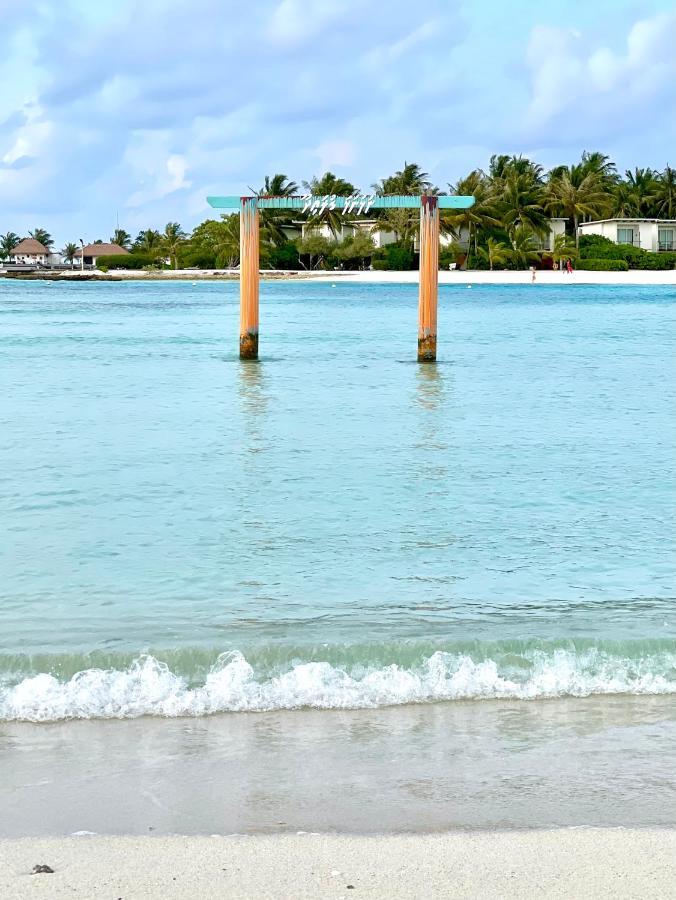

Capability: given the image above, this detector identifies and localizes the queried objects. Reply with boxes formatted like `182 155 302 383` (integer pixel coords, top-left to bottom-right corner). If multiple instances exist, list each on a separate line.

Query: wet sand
1 697 675 837
2 830 675 898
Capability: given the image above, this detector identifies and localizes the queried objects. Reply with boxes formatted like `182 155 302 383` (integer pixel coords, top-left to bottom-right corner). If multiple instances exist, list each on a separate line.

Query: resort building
578 219 676 252
296 219 397 248
74 242 131 267
11 238 50 265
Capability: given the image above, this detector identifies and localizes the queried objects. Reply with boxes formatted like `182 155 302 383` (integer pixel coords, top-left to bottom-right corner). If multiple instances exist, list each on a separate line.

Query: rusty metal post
418 195 439 362
239 197 259 359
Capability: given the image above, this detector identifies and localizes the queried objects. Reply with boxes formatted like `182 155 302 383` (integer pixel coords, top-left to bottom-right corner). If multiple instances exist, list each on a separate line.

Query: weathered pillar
418 195 439 362
239 196 260 359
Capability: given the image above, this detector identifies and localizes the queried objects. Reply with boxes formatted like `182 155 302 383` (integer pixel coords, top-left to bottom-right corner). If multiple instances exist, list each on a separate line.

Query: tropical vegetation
2 154 675 271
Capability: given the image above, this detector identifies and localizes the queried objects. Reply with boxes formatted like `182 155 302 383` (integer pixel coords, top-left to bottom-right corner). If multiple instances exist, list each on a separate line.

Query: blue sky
1 0 674 246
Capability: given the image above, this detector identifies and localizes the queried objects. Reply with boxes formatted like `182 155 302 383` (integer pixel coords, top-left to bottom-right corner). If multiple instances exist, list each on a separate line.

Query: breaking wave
1 640 675 722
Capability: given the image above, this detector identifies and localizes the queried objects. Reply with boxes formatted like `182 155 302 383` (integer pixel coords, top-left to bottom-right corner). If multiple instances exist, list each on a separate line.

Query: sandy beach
2 267 675 284
2 830 675 899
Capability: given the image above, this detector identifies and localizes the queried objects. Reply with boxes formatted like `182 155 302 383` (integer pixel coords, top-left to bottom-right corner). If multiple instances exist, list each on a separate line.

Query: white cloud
313 139 356 170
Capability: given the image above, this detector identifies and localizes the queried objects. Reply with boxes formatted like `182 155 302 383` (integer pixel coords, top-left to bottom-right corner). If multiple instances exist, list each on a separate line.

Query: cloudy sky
1 0 674 246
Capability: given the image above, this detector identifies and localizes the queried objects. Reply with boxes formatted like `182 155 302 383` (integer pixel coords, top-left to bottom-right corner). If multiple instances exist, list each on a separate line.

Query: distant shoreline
2 267 675 285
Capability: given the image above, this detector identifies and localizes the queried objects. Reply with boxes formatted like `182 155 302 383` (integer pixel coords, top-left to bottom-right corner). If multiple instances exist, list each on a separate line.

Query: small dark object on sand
347 886 355 890
31 864 54 874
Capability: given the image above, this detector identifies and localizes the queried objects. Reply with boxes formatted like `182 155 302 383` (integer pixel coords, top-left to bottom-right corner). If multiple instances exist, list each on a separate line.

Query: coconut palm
499 170 549 239
259 174 298 197
29 228 54 250
550 233 578 269
0 231 20 259
509 225 541 268
62 242 79 266
372 162 437 246
445 170 500 258
303 172 356 196
111 228 132 250
162 222 187 269
478 237 510 271
134 229 162 255
654 165 676 219
545 166 609 246
256 174 299 246
624 168 658 216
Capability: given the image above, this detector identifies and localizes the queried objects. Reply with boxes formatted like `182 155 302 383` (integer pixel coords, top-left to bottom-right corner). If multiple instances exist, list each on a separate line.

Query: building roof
13 238 49 255
75 242 131 257
579 218 676 226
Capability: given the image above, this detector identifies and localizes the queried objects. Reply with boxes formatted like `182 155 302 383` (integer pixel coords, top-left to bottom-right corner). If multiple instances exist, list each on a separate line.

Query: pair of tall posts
206 193 475 362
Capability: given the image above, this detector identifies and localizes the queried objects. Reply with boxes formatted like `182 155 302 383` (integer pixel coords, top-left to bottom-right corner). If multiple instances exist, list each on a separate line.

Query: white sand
38 267 676 284
311 268 676 286
2 830 674 899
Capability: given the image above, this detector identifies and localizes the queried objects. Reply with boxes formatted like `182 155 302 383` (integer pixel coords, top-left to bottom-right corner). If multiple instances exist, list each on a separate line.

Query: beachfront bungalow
297 219 398 248
578 219 676 252
11 238 50 265
74 242 131 267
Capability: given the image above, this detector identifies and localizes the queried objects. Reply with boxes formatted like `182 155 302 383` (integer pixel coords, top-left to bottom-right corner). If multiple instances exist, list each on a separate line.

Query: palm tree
509 225 541 268
478 237 510 271
624 167 658 216
162 222 187 269
550 233 578 269
545 166 609 246
303 172 356 196
62 242 78 267
29 228 54 250
134 229 162 256
654 165 676 219
372 162 437 246
0 231 20 260
256 174 299 247
499 170 549 239
445 170 500 258
579 151 618 183
111 228 132 250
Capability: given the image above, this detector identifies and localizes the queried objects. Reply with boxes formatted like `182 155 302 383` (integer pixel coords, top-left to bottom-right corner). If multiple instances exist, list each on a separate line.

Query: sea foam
1 647 675 722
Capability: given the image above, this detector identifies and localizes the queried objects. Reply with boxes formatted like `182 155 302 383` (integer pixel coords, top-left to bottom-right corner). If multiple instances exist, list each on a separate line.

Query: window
617 226 635 246
658 228 674 251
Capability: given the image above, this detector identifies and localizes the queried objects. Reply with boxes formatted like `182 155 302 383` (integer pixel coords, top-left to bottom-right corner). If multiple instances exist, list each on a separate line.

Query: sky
1 0 674 247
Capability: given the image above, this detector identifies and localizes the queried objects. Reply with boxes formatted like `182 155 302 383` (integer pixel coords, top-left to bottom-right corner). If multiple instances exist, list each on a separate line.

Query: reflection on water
414 362 446 411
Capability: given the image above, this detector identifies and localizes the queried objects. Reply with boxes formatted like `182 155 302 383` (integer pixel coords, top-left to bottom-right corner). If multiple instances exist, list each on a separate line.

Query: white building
577 219 676 252
296 219 397 248
11 238 49 265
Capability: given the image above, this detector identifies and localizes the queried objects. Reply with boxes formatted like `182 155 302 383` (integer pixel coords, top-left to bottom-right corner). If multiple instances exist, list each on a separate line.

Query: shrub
95 253 155 270
578 234 676 269
575 258 629 271
372 242 416 270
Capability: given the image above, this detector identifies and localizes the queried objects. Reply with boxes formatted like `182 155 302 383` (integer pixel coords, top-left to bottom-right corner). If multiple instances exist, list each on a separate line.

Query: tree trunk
574 213 579 248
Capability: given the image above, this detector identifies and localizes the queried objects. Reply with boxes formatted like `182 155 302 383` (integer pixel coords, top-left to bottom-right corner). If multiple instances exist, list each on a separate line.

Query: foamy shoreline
3 831 674 898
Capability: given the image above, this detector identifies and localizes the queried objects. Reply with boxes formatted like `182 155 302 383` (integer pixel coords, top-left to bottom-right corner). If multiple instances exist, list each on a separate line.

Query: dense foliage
3 157 675 270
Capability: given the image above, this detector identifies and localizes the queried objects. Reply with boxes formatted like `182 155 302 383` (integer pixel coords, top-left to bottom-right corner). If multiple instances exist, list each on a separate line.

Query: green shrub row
575 258 629 271
579 235 676 269
372 242 416 270
96 254 157 270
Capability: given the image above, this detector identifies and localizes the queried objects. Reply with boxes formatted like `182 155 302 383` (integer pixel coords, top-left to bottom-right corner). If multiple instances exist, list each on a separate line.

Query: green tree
111 228 132 250
623 167 658 216
133 229 163 257
498 170 548 239
334 230 375 269
303 171 356 196
654 165 676 219
257 174 299 247
550 233 578 269
373 162 438 247
0 231 20 260
545 166 609 246
62 242 79 266
188 216 241 268
478 237 510 270
302 171 358 238
509 225 541 268
28 228 54 250
445 169 500 259
297 233 333 270
162 222 187 269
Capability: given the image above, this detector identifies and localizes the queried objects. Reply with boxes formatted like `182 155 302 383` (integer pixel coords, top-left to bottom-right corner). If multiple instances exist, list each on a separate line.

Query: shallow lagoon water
1 279 675 719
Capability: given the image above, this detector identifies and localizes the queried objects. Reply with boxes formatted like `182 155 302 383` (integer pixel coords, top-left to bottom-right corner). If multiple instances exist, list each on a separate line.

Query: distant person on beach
530 266 536 283
566 258 573 274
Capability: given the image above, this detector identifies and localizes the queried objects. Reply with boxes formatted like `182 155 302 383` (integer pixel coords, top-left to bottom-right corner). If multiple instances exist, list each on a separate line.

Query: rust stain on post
240 197 259 359
417 195 439 362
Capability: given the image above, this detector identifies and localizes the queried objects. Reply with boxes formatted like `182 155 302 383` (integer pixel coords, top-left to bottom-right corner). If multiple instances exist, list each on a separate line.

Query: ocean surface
1 279 675 721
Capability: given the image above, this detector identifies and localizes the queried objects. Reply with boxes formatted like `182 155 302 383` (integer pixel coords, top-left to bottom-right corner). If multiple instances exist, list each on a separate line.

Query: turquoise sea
1 279 675 720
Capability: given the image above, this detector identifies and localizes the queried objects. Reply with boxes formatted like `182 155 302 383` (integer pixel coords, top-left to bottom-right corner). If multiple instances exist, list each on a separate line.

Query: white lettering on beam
300 193 376 216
